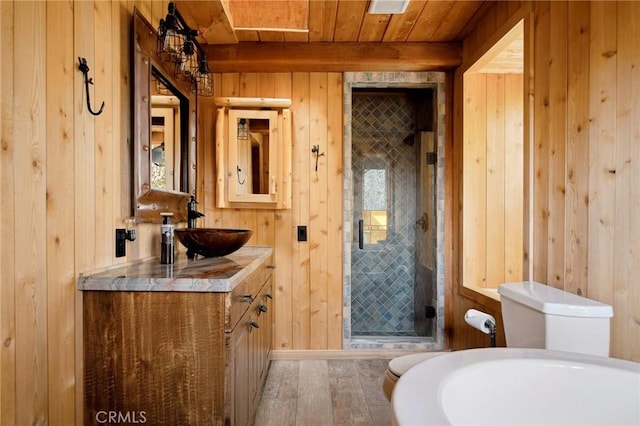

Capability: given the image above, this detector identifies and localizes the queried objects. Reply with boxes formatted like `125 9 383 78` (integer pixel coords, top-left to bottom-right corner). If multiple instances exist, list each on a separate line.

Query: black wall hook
78 57 105 116
311 145 325 172
236 165 246 185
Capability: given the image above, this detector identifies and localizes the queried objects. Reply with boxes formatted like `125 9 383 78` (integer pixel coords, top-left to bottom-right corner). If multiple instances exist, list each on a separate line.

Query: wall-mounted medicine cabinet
215 97 292 209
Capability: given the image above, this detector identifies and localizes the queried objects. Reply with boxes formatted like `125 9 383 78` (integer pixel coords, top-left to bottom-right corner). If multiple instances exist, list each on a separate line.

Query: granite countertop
78 246 273 292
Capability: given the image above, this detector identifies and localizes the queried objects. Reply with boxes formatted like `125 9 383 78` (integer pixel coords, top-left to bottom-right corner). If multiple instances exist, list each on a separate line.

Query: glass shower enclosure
350 90 436 339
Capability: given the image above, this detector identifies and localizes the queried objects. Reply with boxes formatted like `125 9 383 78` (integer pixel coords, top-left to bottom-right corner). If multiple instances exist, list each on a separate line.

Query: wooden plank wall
452 1 640 362
0 1 171 424
199 72 344 352
462 72 524 290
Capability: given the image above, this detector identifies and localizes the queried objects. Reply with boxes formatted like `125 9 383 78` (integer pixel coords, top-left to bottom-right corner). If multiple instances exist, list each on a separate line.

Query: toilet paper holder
465 309 497 347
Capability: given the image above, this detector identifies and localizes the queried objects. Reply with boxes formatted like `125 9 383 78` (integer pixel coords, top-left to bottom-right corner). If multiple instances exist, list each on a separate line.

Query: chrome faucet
187 195 205 228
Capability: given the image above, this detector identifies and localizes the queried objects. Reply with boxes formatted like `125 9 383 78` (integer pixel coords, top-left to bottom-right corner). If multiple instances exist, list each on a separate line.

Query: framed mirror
150 68 189 192
214 97 293 209
133 8 196 223
228 109 278 203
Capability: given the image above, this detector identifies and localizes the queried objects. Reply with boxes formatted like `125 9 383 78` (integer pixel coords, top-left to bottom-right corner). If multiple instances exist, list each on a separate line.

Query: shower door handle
358 219 364 249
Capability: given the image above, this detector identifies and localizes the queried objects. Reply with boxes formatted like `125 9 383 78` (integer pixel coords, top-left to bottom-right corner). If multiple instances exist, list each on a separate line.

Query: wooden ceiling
175 0 490 72
177 0 487 44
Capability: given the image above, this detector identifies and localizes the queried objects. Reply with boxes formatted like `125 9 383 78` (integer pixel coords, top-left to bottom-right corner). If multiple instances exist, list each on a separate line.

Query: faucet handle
188 195 197 209
187 196 205 228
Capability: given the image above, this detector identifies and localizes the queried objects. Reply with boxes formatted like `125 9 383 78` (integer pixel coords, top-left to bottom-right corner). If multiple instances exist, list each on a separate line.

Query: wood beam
203 42 462 72
177 0 238 45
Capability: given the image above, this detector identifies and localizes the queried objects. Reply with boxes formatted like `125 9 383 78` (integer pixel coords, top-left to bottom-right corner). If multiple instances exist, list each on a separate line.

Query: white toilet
382 281 614 401
498 281 613 357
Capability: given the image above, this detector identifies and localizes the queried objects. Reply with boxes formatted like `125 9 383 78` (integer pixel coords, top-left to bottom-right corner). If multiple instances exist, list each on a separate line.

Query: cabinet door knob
258 304 268 313
241 295 254 303
250 321 260 329
265 293 273 300
266 264 276 269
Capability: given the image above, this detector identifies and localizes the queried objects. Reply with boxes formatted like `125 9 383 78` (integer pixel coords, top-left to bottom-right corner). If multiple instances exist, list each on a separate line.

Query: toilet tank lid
498 281 613 318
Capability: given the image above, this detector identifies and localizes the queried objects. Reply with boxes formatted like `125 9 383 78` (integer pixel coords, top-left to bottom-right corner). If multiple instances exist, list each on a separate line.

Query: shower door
414 132 437 336
350 93 418 336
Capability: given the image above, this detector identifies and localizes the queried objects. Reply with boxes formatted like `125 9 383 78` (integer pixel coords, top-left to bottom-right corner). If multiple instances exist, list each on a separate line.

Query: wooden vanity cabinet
83 259 274 425
228 277 273 426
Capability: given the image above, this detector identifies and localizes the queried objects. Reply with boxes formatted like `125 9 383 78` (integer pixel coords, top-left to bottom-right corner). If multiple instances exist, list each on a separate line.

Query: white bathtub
392 348 640 426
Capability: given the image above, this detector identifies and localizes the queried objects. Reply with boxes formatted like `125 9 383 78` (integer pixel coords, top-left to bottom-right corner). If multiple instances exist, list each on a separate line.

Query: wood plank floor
254 359 391 426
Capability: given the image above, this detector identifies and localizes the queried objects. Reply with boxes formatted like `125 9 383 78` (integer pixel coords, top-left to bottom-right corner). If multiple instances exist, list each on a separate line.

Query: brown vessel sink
174 228 253 258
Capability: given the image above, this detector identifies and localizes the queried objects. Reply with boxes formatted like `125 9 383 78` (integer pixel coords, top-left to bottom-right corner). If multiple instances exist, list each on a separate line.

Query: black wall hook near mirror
236 165 246 185
311 145 325 172
78 57 105 116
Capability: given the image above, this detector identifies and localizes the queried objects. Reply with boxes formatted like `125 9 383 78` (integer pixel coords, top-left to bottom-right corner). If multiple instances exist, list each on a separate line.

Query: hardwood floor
254 359 392 426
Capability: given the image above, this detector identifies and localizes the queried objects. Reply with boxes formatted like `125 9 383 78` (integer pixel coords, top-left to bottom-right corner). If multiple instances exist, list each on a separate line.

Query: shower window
362 156 388 244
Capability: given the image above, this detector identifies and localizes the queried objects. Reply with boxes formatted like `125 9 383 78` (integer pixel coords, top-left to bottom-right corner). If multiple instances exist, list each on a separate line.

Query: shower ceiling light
368 0 410 14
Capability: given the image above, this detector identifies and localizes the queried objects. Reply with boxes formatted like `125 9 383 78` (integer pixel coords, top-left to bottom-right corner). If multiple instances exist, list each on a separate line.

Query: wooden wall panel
453 1 640 362
547 1 567 289
445 71 457 351
326 72 343 349
586 1 617 328
462 73 487 288
199 72 343 351
504 74 524 282
1 3 17 424
485 74 506 288
564 1 590 297
308 72 329 349
13 3 47 424
46 2 75 425
291 72 311 350
72 4 98 420
462 72 524 291
587 1 636 359
273 72 295 350
94 1 114 265
532 1 550 283
615 0 640 365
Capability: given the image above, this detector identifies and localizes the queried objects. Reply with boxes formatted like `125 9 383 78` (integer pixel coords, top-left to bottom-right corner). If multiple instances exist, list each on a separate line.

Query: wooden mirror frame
132 8 196 223
215 97 293 210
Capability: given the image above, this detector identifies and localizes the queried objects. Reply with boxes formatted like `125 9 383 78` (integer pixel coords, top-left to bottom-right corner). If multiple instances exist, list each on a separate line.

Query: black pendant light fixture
157 2 213 97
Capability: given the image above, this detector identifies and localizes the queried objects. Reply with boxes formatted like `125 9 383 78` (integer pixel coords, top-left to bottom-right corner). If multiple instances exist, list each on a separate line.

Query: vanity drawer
226 260 273 332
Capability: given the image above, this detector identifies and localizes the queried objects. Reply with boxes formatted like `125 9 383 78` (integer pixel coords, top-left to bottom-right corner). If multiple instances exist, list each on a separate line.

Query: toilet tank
498 282 613 357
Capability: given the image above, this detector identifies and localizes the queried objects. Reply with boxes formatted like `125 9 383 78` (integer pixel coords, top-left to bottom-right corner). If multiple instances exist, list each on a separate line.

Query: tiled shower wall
351 94 418 335
343 72 445 350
